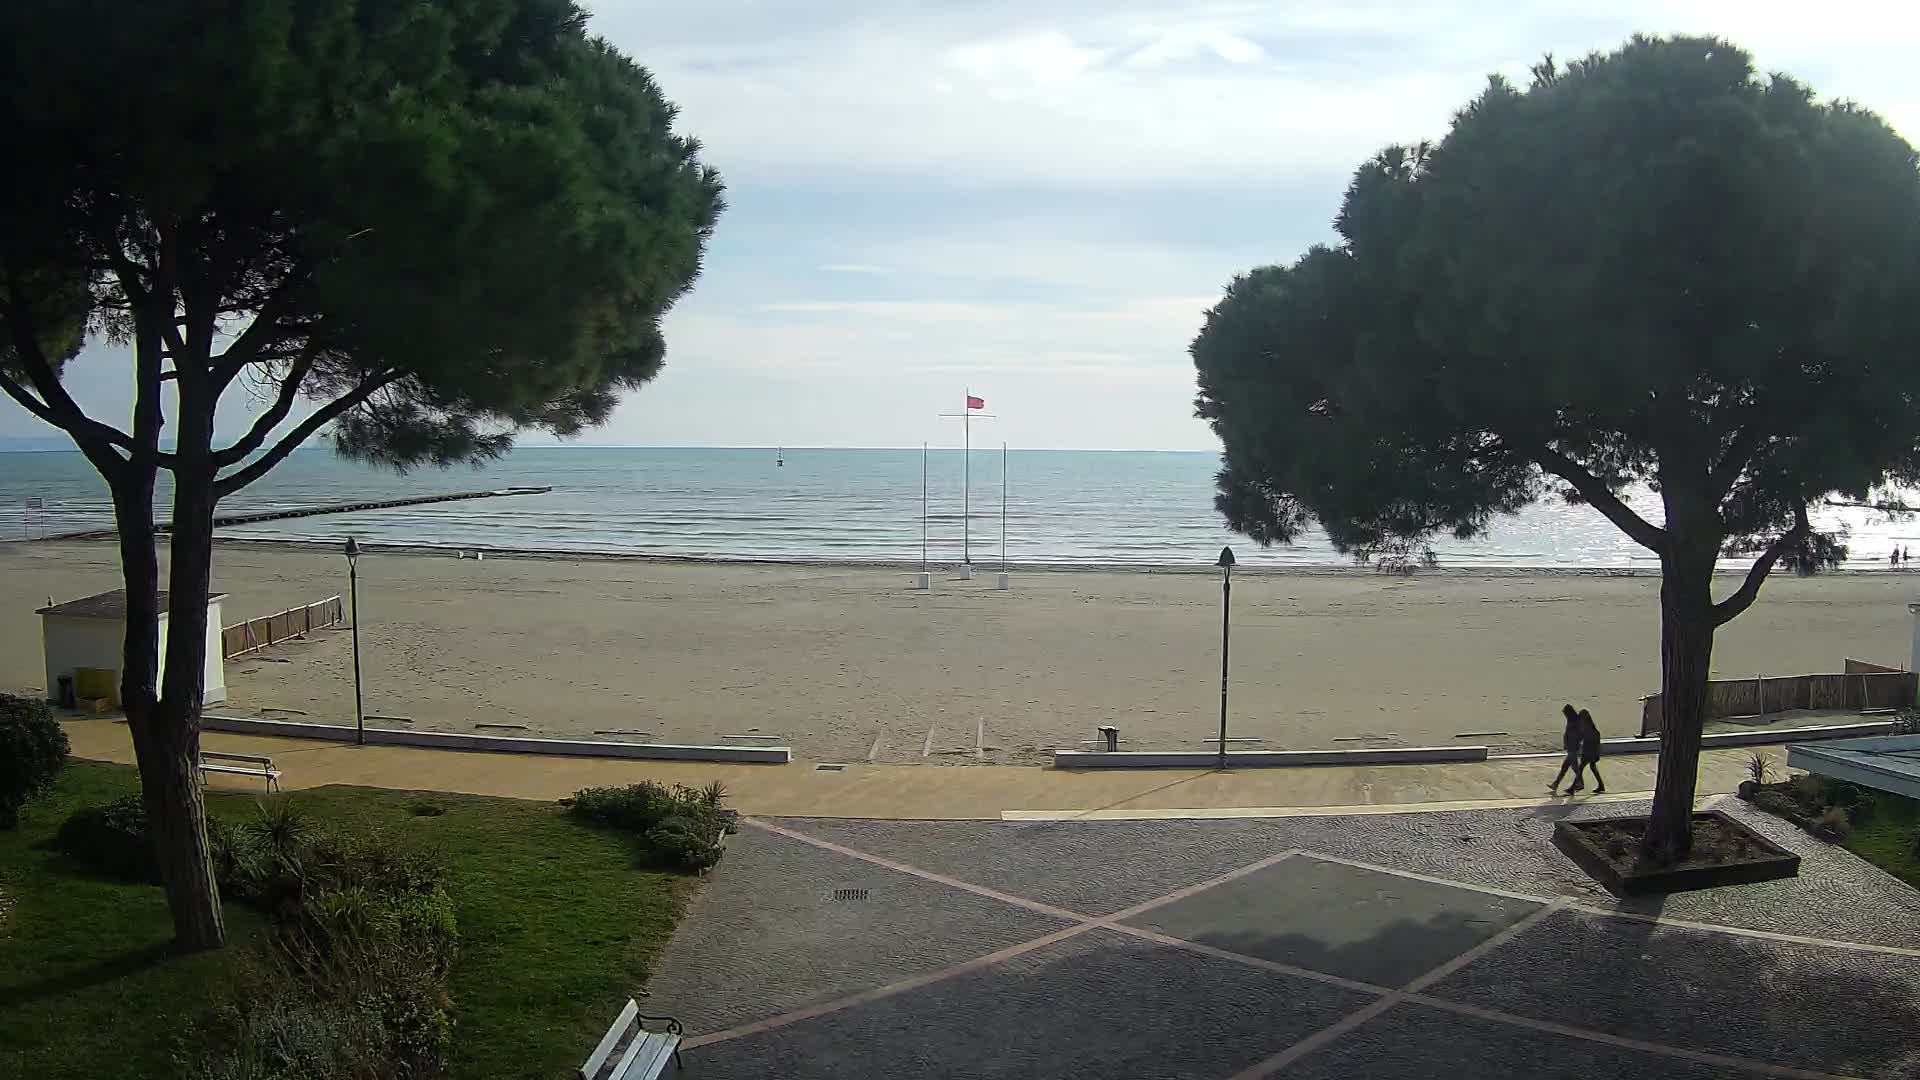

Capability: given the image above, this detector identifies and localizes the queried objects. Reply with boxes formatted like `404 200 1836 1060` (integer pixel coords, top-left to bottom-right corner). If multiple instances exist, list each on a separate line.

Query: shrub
569 781 678 832
571 780 728 870
193 825 459 1080
1745 752 1773 787
406 799 446 818
57 794 157 881
0 692 69 828
1825 781 1878 824
284 883 458 982
246 799 314 864
191 923 454 1080
188 994 392 1080
275 883 456 1076
221 805 448 920
212 801 306 910
209 817 265 900
1815 805 1853 841
1787 773 1828 811
1751 790 1802 823
303 828 446 900
644 814 725 871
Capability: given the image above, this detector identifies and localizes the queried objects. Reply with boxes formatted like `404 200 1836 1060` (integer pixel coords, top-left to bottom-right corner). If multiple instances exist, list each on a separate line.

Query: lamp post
1216 545 1235 770
345 537 364 746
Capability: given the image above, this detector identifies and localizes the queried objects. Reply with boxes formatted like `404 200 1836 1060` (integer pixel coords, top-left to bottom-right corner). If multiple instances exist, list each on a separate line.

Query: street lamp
344 537 364 746
1216 545 1235 770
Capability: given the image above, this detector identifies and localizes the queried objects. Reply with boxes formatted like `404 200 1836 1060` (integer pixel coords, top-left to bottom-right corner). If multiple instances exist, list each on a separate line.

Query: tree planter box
1552 810 1801 896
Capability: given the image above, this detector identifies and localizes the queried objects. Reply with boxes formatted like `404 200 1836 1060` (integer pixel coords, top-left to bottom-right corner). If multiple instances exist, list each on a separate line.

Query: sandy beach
2 540 1913 764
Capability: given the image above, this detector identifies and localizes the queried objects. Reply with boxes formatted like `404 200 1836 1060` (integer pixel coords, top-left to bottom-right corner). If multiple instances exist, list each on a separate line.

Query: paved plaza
648 797 1920 1079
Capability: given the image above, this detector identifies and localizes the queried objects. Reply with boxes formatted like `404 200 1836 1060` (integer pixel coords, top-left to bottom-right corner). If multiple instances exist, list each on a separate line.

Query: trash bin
56 674 75 709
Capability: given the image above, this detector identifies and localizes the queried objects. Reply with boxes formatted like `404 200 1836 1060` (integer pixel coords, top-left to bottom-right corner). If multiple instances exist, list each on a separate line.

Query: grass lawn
0 761 692 1080
1844 789 1920 889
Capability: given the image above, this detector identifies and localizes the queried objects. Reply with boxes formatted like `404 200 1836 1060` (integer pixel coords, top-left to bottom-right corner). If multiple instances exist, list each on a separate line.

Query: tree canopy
1192 35 1920 856
0 0 723 947
1 0 723 482
1196 38 1920 577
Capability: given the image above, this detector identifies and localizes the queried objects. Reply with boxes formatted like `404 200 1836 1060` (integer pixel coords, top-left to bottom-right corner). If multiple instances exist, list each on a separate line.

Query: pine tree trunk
1645 558 1716 860
160 414 226 949
112 467 226 949
130 695 224 948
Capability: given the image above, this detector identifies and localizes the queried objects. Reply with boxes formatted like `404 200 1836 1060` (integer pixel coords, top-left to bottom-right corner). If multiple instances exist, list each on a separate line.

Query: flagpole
938 394 992 577
921 442 928 573
1000 441 1007 572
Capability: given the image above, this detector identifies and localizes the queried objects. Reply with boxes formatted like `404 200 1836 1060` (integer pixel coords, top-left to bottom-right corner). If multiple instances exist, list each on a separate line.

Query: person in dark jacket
1550 703 1605 794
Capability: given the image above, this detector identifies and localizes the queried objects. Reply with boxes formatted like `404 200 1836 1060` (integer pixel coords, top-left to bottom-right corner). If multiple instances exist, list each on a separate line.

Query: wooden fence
222 595 344 659
1638 659 1916 736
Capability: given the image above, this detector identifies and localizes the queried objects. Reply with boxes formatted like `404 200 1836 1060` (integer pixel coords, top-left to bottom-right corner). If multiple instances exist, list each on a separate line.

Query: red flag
966 395 985 409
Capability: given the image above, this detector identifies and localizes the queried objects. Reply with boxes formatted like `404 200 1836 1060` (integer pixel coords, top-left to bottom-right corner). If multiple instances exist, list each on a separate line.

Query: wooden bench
581 999 682 1080
198 751 281 793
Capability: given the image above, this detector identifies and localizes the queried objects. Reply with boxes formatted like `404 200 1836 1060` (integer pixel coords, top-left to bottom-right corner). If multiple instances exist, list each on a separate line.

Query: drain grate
815 763 847 772
832 888 870 902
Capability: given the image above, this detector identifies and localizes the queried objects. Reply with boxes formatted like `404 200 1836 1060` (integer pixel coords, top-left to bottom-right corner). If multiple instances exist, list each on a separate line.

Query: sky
7 0 1920 452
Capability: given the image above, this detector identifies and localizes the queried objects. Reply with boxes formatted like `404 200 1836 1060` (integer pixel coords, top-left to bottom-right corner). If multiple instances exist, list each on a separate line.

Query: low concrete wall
1052 745 1488 769
1596 720 1896 757
201 714 790 764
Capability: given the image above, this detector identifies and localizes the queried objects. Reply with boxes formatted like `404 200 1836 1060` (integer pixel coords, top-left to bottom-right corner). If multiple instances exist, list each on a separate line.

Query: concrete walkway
66 717 1761 819
650 800 1920 1078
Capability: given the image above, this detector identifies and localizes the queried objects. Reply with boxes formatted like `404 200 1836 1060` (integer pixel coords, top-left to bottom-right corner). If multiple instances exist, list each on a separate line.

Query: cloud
618 1 1920 191
943 32 1109 89
1123 28 1266 67
818 263 891 274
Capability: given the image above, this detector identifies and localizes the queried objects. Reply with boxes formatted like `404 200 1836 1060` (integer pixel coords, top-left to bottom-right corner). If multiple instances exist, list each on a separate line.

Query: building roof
1788 734 1920 800
35 589 227 620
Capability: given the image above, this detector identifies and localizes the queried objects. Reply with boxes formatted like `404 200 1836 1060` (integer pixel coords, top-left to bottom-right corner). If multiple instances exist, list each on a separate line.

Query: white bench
581 999 682 1080
198 751 281 793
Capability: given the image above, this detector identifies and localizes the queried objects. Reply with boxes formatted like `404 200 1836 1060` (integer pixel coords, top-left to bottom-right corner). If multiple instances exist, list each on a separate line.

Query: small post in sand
912 442 930 590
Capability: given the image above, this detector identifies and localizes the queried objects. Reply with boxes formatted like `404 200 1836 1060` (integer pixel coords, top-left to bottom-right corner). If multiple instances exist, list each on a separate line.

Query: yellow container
74 667 118 706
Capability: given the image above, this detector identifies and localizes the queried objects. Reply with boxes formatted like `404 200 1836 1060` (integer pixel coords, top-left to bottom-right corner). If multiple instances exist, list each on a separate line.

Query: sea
0 446 1912 570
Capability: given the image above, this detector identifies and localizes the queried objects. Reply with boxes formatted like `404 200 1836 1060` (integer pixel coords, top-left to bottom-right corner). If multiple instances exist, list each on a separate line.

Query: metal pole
1219 562 1232 770
1001 442 1007 571
349 553 364 747
921 443 928 571
963 389 970 566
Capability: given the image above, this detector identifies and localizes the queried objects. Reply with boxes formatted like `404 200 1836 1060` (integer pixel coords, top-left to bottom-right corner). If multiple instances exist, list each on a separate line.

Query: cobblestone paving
647 797 1920 1079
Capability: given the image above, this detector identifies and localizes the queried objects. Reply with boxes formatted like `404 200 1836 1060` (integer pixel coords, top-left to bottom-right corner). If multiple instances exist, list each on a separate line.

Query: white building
36 589 227 707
